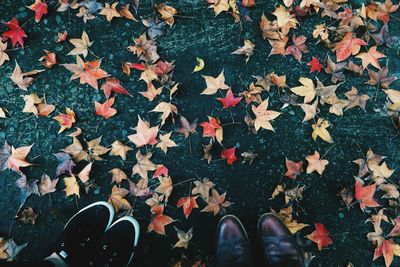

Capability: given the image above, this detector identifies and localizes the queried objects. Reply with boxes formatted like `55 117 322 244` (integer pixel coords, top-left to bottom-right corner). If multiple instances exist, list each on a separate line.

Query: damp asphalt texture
0 0 400 266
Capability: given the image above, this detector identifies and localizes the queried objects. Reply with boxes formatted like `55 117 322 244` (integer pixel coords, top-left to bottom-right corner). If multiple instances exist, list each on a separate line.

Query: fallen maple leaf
54 108 76 133
38 174 59 196
2 18 27 47
150 101 178 126
356 46 386 70
109 140 132 160
290 77 316 103
139 83 163 101
132 151 157 179
232 39 255 63
10 61 44 91
67 31 93 58
39 50 57 68
306 223 333 250
95 97 117 119
201 189 232 216
108 185 131 212
99 2 122 22
335 32 367 62
221 147 237 165
201 70 229 95
148 206 174 235
308 57 323 73
54 152 75 177
157 3 177 27
128 116 159 147
373 239 400 267
311 118 333 143
216 89 242 108
64 176 80 198
173 227 193 249
284 158 303 179
63 56 108 89
177 196 199 218
251 98 281 132
192 178 215 202
367 66 397 89
199 116 223 142
306 151 329 175
27 0 48 22
355 178 379 211
109 168 128 185
285 34 309 62
345 87 370 111
56 31 68 43
156 132 177 154
101 77 130 98
0 40 9 66
6 144 33 173
176 116 198 139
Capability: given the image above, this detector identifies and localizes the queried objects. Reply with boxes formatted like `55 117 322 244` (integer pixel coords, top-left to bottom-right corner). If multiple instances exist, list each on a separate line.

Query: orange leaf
177 196 199 218
335 32 367 62
27 0 48 22
284 158 303 179
54 108 75 133
373 239 400 267
95 97 117 119
354 178 379 211
148 206 174 235
306 223 333 250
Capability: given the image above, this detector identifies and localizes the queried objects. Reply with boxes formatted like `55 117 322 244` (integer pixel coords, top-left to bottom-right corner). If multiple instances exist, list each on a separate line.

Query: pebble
15 12 28 19
339 212 344 219
56 15 62 24
122 130 128 136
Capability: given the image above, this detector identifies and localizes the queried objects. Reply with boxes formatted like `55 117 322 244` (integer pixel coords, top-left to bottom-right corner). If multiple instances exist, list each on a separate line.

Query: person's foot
215 215 253 267
258 213 304 267
52 201 114 266
92 216 140 267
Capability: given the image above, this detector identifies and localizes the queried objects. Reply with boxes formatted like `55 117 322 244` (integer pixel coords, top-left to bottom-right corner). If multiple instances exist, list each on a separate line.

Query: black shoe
53 201 114 266
258 213 304 267
215 215 253 267
93 216 140 267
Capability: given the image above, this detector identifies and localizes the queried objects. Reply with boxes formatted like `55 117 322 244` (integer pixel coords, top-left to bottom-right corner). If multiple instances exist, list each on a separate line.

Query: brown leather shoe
215 215 254 267
258 213 304 267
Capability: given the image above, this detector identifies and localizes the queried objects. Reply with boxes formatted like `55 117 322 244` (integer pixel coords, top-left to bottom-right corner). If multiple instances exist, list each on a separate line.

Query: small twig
321 144 336 159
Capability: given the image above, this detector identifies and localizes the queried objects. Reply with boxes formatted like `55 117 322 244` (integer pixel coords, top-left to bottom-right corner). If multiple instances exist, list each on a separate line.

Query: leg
258 213 304 267
214 215 253 267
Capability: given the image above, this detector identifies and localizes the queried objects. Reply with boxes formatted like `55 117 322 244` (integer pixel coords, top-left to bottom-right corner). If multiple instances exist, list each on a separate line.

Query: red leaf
284 158 303 179
284 34 309 62
335 32 367 62
129 62 147 71
148 206 174 235
28 0 48 22
354 178 379 211
2 18 27 47
306 223 333 250
153 60 174 75
199 117 222 138
373 239 399 267
216 89 242 109
221 147 237 165
101 77 130 98
389 217 400 237
308 57 323 73
95 97 117 119
153 165 169 178
177 196 199 218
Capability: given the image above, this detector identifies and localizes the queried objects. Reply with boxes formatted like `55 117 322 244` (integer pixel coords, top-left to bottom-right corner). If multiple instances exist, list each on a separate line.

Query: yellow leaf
64 176 80 197
311 118 333 143
192 57 205 73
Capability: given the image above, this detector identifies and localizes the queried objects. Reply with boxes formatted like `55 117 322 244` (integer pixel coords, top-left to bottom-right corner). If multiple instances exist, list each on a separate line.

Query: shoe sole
65 201 115 231
217 214 250 242
109 216 140 267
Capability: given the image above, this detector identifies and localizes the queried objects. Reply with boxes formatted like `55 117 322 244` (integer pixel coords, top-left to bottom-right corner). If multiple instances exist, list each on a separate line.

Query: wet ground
0 0 400 266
